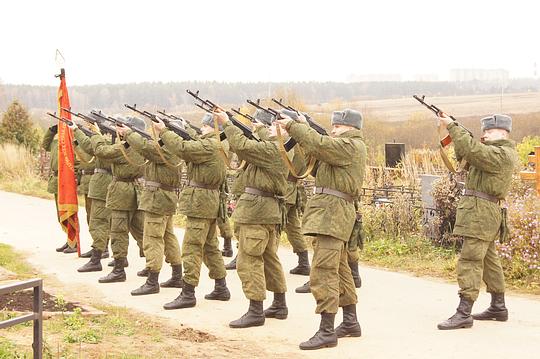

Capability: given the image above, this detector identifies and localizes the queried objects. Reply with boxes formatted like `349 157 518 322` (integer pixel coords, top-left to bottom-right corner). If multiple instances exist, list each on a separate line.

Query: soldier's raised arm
42 124 57 151
448 120 515 173
73 128 96 156
284 111 364 166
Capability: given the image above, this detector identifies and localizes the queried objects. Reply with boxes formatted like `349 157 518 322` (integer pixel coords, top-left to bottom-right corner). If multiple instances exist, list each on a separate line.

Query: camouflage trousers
110 209 145 259
457 236 505 301
217 216 234 240
89 198 112 252
84 195 92 226
143 212 182 272
182 217 227 287
284 204 308 253
235 223 287 301
347 247 359 263
310 235 357 314
53 194 60 223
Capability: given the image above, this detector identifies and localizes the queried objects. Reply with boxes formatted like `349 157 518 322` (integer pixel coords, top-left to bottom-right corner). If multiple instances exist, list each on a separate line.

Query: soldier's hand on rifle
66 120 78 130
252 120 265 130
213 110 229 125
275 115 294 129
49 124 58 134
297 113 309 124
437 112 453 126
116 124 129 137
152 117 166 133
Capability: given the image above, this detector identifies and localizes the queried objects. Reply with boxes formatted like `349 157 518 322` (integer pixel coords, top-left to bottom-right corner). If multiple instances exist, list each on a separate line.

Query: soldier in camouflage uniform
72 122 114 272
116 124 183 296
74 116 147 283
437 114 518 330
42 124 77 253
278 109 366 350
214 110 288 329
153 113 230 309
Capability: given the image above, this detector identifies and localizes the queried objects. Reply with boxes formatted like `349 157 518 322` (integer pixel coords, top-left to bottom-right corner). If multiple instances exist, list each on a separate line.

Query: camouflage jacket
74 141 95 195
160 130 226 219
73 129 113 202
125 130 182 216
224 122 287 225
91 135 145 211
287 121 366 241
42 127 58 194
448 122 518 241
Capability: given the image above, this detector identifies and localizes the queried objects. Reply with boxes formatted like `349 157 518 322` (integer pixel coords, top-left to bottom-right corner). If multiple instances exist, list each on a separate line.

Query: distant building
346 73 402 82
450 68 509 82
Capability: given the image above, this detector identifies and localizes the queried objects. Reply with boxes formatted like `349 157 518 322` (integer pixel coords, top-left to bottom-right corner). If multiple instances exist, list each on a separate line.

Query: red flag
56 68 80 254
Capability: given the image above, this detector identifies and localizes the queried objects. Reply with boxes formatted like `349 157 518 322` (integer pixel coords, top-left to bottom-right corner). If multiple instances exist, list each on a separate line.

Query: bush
497 183 540 287
0 100 42 153
516 135 540 165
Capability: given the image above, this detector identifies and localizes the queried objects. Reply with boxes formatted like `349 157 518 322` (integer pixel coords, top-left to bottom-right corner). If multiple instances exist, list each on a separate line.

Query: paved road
1 191 539 359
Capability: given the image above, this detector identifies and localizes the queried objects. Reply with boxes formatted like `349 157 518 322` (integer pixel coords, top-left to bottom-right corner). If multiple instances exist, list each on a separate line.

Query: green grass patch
0 243 34 278
0 176 53 200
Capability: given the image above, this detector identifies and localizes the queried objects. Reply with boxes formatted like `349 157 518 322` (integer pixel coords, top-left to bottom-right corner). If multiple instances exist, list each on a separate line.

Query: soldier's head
253 109 274 126
331 109 363 137
201 113 222 135
480 114 511 142
126 116 146 132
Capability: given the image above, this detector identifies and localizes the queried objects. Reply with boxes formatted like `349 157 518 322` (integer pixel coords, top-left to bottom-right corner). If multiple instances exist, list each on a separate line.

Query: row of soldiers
43 105 518 350
43 107 365 350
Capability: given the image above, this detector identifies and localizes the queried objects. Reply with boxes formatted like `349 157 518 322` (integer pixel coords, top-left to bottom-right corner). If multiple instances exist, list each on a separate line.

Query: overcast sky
0 0 538 85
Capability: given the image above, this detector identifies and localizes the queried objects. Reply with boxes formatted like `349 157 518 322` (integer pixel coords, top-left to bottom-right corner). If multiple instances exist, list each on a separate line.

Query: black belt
144 180 180 193
463 189 500 204
94 168 111 175
245 187 276 198
188 180 219 190
314 187 354 203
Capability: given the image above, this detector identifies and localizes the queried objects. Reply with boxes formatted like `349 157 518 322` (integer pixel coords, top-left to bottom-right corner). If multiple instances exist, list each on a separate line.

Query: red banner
57 69 80 254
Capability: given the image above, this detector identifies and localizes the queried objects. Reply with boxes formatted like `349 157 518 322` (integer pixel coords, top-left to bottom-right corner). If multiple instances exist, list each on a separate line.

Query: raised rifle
186 89 256 141
230 107 257 123
124 104 194 141
246 99 297 151
157 110 202 136
62 107 117 136
47 112 95 137
271 98 328 136
413 95 472 172
89 109 152 140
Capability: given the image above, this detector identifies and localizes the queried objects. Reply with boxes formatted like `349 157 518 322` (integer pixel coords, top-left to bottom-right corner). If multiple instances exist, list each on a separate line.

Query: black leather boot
204 278 231 301
77 249 102 272
229 300 265 328
438 296 474 330
108 258 129 268
222 237 233 257
137 267 150 277
63 245 77 254
56 242 69 252
131 271 160 296
160 264 183 288
80 249 93 258
295 281 311 293
290 251 311 276
163 280 196 309
98 257 127 283
472 293 508 321
335 304 362 338
349 261 362 288
299 312 338 350
225 255 237 270
263 292 288 320
101 248 109 259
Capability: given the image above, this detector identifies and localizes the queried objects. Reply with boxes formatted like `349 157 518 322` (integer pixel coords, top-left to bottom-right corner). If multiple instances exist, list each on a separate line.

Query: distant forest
1 79 539 117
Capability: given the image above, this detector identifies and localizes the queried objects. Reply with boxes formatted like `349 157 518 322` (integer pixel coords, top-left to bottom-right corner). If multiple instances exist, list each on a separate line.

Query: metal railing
0 278 43 359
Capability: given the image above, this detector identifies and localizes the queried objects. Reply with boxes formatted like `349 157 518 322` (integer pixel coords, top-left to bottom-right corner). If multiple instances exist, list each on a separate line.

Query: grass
0 243 34 278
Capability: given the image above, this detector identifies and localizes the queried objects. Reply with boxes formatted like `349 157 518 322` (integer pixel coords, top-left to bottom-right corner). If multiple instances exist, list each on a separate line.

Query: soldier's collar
484 138 515 148
338 129 363 139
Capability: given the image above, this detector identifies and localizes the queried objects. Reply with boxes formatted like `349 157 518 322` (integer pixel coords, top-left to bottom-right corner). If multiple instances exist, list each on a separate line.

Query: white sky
0 0 538 85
